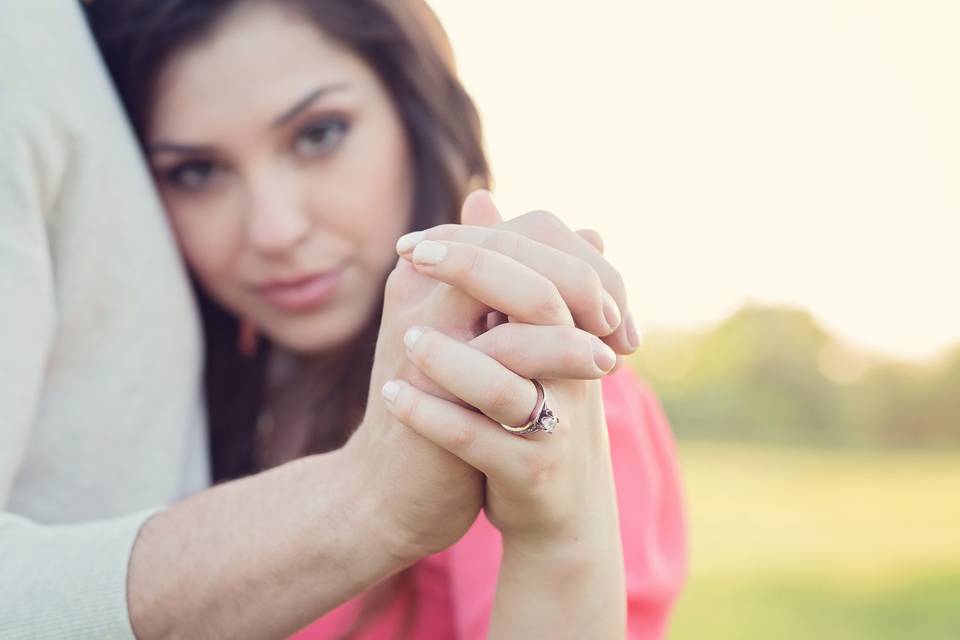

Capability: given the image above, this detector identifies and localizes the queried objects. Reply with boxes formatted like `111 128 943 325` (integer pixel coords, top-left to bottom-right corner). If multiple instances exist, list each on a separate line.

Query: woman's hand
396 190 641 358
382 326 617 543
381 324 626 638
347 206 625 566
381 192 632 637
369 192 635 549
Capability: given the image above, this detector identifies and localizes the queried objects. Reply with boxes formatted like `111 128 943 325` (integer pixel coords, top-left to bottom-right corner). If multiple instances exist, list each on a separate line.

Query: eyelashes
292 117 349 157
163 160 220 192
156 116 351 193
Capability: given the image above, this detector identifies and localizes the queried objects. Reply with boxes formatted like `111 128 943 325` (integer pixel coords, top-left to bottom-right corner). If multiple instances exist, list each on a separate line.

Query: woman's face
147 3 414 353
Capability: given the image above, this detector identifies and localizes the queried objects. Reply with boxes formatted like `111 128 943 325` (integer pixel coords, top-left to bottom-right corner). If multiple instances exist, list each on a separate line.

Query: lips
259 269 343 312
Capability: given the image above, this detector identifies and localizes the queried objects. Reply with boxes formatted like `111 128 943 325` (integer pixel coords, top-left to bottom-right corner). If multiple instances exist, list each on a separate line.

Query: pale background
426 3 960 638
428 0 960 362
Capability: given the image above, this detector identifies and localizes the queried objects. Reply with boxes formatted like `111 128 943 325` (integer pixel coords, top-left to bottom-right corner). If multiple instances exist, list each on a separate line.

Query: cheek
166 200 246 295
340 125 415 268
363 162 414 269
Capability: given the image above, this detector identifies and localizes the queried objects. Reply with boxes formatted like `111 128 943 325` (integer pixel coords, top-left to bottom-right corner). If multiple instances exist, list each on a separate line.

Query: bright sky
428 0 960 361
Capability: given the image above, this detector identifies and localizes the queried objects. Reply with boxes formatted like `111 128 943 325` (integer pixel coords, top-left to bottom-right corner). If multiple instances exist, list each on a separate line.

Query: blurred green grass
669 442 960 639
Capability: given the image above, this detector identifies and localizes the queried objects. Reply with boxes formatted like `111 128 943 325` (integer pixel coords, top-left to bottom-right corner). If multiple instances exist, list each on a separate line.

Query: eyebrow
271 83 350 127
147 83 350 157
147 142 218 156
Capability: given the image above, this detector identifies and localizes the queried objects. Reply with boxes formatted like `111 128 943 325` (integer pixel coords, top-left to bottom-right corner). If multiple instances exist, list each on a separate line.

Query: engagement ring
499 379 559 437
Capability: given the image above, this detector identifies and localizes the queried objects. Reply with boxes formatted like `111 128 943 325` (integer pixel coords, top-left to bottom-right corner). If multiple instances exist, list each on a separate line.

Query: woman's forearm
127 450 407 640
490 528 627 640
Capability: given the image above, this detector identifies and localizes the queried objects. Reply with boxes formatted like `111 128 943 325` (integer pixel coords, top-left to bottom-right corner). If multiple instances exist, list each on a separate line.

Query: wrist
500 512 624 578
301 448 414 591
501 530 600 579
334 433 429 569
494 525 627 639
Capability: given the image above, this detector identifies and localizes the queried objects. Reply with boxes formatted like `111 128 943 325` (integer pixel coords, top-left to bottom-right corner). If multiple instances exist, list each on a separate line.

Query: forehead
149 3 381 139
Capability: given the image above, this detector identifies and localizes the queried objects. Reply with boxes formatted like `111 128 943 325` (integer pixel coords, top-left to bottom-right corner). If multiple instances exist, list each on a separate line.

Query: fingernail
412 241 448 266
381 380 402 403
601 290 622 332
404 326 426 351
593 338 617 373
625 312 642 350
396 230 425 254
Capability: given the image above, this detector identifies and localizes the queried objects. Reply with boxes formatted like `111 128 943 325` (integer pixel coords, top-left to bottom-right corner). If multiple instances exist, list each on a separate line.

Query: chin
266 303 376 355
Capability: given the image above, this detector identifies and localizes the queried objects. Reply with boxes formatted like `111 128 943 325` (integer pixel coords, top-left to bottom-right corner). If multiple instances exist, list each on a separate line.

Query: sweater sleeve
0 22 158 638
0 511 160 640
445 368 688 640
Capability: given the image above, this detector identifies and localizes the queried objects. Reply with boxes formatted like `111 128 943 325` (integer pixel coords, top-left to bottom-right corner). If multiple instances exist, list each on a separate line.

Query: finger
501 211 638 354
403 326 540 428
460 189 504 227
576 228 605 254
384 258 493 356
469 323 617 379
397 226 619 337
380 378 527 480
407 240 574 327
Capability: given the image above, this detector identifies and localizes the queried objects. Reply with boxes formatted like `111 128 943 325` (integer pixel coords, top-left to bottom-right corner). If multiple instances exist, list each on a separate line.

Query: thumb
460 189 504 227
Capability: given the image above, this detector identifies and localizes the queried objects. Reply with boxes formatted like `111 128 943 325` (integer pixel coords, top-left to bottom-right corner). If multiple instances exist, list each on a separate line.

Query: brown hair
85 0 490 635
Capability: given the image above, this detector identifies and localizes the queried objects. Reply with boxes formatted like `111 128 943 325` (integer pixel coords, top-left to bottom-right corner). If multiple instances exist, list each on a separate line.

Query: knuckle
527 209 563 231
449 423 477 453
384 264 407 297
528 210 570 240
395 385 420 423
519 450 560 490
383 262 422 307
483 377 518 416
475 325 511 360
466 245 486 275
608 268 627 299
478 229 501 251
426 224 458 241
483 229 524 260
577 258 603 293
412 333 440 372
559 336 589 372
573 258 604 308
532 289 569 324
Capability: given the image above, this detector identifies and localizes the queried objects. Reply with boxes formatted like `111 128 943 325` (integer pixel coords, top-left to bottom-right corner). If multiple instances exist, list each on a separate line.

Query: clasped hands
344 191 636 565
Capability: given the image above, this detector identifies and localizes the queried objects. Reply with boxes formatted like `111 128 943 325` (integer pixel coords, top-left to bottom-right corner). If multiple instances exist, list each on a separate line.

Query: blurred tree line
631 305 960 447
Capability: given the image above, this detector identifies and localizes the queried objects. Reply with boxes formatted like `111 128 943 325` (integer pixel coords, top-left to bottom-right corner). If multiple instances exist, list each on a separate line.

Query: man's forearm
127 449 407 640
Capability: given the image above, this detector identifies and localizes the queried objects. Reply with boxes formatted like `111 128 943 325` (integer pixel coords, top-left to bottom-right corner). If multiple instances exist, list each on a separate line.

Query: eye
163 160 220 192
293 119 349 157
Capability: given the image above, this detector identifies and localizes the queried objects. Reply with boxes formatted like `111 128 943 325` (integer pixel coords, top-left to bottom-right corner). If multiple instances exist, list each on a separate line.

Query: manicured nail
404 326 426 351
601 290 622 332
396 230 425 254
381 380 402 403
625 312 642 350
412 241 448 266
593 338 618 373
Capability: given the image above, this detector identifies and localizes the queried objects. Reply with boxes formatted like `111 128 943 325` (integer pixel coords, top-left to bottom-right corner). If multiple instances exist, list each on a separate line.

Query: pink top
291 369 687 639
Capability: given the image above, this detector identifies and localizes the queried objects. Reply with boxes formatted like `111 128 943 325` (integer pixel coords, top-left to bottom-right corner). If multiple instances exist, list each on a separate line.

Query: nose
245 172 311 256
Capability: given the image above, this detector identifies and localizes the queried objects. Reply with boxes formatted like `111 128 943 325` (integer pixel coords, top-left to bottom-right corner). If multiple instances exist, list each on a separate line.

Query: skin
147 3 413 353
126 197 626 640
127 3 631 637
385 196 627 638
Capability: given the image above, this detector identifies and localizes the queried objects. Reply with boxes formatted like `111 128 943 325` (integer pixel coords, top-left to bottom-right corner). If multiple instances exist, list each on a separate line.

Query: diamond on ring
538 405 559 433
500 379 559 437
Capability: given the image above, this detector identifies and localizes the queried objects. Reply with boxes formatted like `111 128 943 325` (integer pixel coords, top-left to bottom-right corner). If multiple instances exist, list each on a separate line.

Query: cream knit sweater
1 1 210 637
